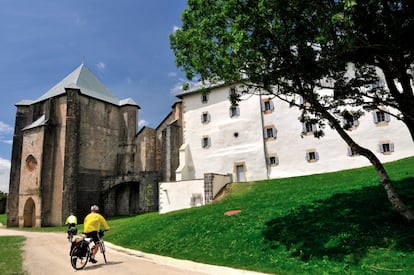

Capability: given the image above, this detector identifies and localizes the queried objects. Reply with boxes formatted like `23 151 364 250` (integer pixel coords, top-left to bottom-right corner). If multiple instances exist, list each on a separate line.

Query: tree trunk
402 113 414 144
316 101 414 221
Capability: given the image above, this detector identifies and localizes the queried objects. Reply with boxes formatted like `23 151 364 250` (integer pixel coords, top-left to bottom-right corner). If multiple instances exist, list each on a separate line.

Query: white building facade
175 84 414 183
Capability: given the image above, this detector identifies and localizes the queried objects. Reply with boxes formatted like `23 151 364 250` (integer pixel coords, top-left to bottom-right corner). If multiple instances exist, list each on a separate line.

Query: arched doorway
23 198 36 227
114 182 140 216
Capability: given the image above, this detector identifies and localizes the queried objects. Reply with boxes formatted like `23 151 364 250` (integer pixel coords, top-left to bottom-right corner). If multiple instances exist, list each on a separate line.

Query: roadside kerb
105 241 273 275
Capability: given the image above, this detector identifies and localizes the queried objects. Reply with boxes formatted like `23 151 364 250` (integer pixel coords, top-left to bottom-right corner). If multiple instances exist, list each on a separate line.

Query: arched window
25 155 38 172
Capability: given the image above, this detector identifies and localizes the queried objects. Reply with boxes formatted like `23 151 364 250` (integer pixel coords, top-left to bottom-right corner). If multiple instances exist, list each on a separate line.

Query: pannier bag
70 239 88 257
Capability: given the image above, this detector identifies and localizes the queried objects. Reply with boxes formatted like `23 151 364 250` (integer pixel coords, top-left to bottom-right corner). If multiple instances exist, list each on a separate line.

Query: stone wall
7 104 33 227
204 173 232 203
61 89 80 225
101 172 160 217
161 120 181 182
135 127 157 171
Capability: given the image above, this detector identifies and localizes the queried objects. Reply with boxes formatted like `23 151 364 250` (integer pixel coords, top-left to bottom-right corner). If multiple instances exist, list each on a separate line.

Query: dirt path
0 228 269 275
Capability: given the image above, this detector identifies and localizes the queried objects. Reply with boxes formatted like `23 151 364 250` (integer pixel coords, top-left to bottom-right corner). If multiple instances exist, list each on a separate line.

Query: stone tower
7 64 140 227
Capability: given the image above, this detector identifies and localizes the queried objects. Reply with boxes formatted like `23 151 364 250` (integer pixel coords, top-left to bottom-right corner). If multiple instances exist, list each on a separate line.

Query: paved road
0 228 270 275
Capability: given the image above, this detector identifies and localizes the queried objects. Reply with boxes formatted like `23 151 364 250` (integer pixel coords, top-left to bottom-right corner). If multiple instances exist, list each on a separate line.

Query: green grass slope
1 157 413 274
105 157 414 274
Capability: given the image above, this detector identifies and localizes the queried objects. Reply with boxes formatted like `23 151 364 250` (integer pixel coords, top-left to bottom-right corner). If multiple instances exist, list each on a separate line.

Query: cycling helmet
91 205 99 211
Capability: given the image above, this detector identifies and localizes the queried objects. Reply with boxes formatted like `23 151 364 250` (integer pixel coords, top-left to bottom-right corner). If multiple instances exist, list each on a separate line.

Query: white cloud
0 157 10 193
125 77 132 84
0 121 13 146
168 72 177 78
172 25 180 33
138 119 149 128
170 78 200 95
3 140 13 145
171 81 184 95
0 121 13 133
96 62 106 72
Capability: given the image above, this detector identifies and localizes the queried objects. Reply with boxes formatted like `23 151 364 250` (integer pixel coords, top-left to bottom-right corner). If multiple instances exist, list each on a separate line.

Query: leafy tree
171 0 414 220
331 0 414 139
0 191 6 200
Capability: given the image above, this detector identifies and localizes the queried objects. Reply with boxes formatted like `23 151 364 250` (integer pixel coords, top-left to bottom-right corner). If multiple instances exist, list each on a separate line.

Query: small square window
264 126 277 139
201 112 210 123
306 150 319 162
201 94 209 103
373 110 390 124
347 147 359 157
379 142 394 155
262 99 274 113
268 156 279 166
302 122 317 134
202 137 211 148
343 112 359 130
300 96 311 107
229 106 240 117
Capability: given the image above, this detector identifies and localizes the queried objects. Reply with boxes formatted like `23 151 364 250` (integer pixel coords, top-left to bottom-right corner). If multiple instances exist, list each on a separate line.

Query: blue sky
0 0 189 192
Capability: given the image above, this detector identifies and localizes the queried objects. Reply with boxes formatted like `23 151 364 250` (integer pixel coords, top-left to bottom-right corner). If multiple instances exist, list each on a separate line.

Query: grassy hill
1 157 414 274
103 156 414 274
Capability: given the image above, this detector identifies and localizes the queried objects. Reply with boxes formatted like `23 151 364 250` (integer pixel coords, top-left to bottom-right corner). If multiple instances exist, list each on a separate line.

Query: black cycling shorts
85 231 99 244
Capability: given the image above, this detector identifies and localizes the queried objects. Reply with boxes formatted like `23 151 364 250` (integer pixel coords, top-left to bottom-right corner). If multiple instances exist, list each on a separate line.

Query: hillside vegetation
103 157 414 274
1 157 414 274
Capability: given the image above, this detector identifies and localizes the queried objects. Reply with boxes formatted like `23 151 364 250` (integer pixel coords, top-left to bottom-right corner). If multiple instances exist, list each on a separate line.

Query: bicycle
70 229 107 270
66 224 77 243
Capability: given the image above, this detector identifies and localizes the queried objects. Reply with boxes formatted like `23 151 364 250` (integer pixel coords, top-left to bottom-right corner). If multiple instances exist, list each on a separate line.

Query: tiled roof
22 114 47 131
33 64 136 106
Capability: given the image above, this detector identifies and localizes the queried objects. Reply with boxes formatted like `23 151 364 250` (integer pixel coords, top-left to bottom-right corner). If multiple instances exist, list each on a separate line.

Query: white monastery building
174 83 414 183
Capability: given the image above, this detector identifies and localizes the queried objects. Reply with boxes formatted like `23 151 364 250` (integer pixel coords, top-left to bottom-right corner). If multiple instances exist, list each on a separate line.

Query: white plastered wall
180 85 414 181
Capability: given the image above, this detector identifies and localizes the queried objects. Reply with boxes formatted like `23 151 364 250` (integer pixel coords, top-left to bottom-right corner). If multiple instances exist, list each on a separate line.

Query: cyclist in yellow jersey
65 213 78 239
83 205 110 263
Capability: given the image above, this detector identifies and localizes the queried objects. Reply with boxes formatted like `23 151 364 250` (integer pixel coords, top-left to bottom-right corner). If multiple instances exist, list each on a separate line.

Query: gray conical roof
33 64 121 105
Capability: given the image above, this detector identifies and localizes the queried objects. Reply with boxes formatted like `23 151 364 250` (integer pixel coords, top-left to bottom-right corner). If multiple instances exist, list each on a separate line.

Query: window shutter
275 156 279 165
347 147 353 156
390 143 394 152
208 137 211 147
353 119 359 127
312 124 317 132
270 101 274 111
385 113 391 122
315 152 319 160
261 101 265 111
373 112 379 123
379 144 384 153
306 152 310 161
207 113 211 122
302 123 306 133
263 128 268 138
272 128 277 138
236 107 240 116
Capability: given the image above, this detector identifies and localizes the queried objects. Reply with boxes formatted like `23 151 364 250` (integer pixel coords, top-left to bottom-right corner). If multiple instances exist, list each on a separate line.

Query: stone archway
23 197 36 227
101 172 160 217
114 182 140 216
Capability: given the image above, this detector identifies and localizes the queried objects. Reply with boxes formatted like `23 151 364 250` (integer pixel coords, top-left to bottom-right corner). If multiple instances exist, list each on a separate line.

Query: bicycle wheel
99 241 107 264
70 245 90 270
